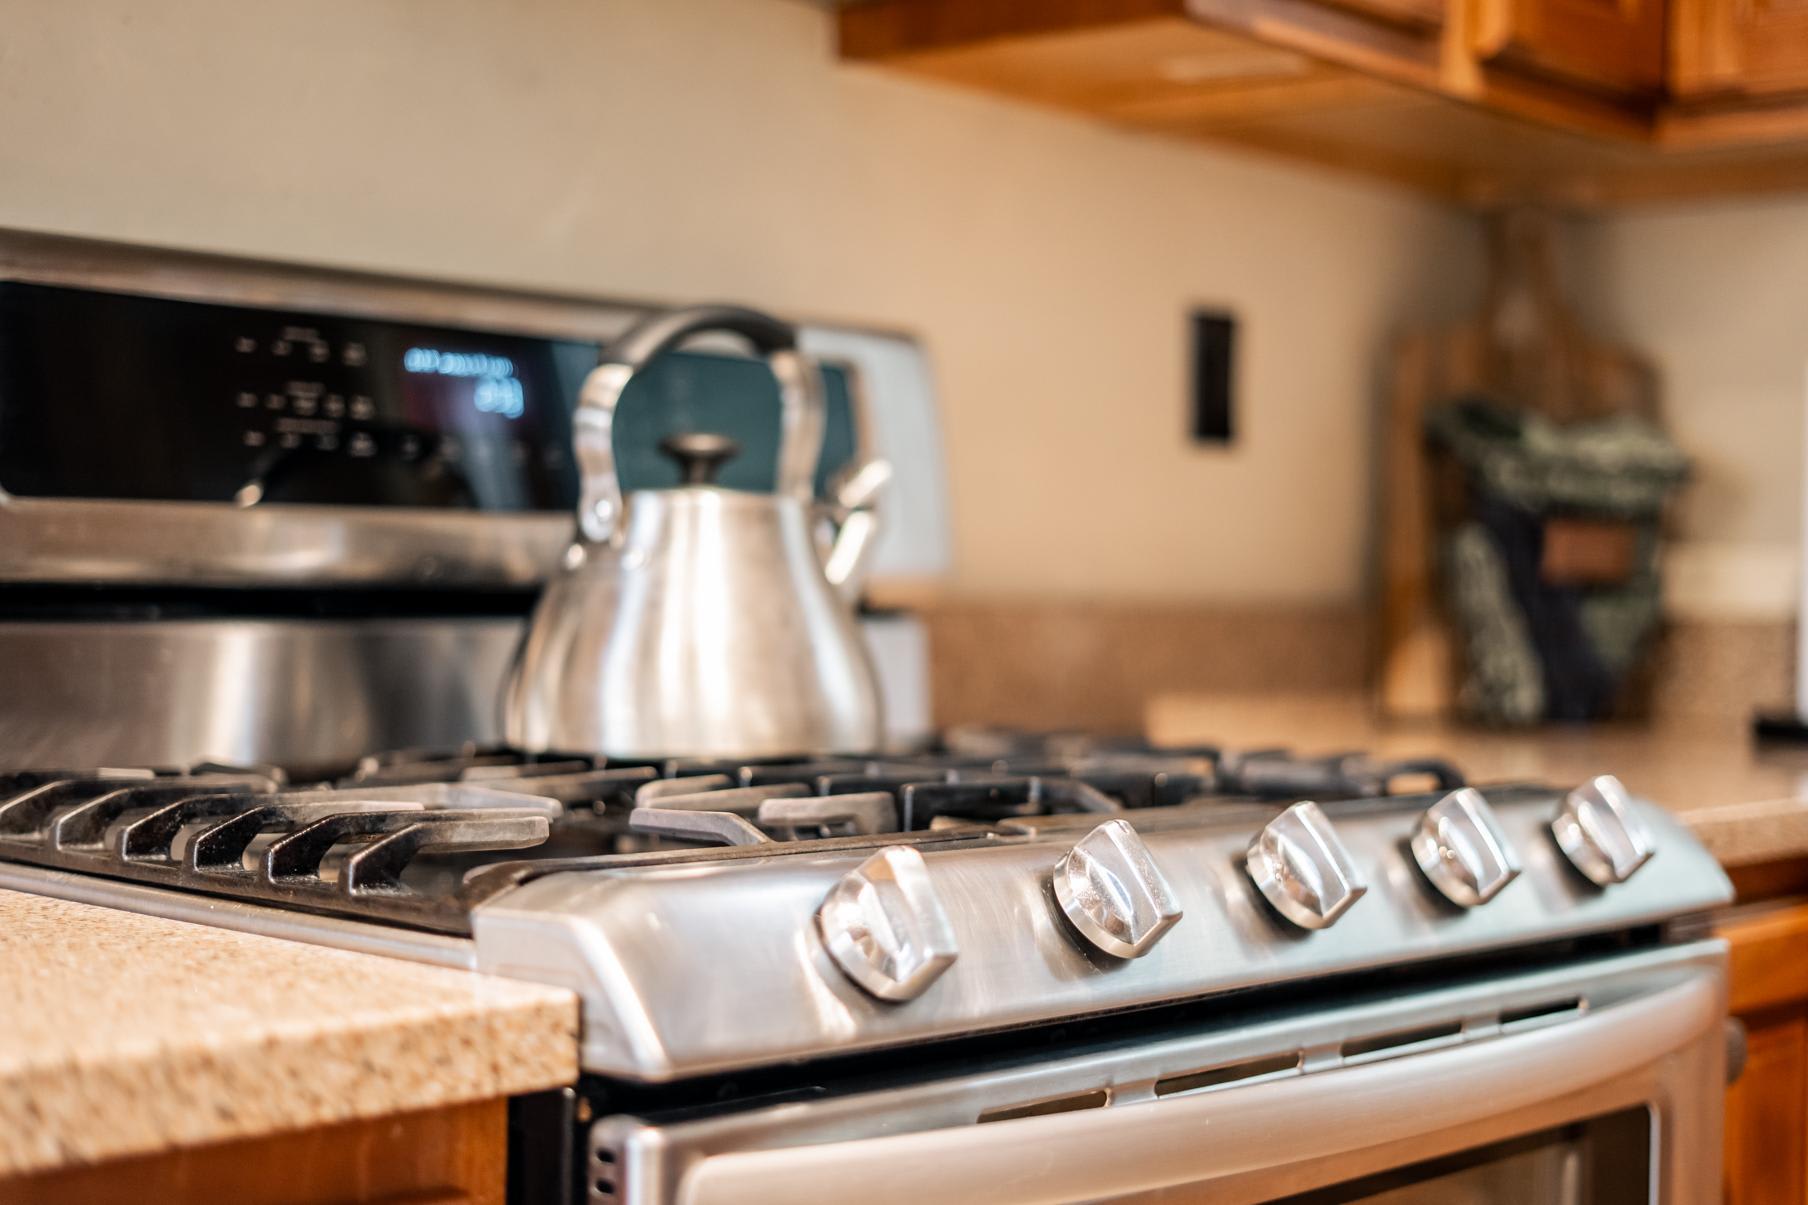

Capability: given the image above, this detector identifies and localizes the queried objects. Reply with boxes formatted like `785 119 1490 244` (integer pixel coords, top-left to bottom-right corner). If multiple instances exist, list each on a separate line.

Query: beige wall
0 0 1482 605
1573 199 1808 620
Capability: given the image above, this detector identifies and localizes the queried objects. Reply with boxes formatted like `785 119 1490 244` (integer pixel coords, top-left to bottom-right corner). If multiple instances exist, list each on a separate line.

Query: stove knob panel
1245 801 1367 930
816 845 958 1002
1553 774 1654 887
1052 818 1183 958
1412 788 1521 907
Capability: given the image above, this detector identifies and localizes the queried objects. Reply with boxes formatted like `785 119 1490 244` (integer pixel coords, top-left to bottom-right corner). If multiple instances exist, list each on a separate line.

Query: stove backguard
0 611 930 769
0 615 522 771
0 229 946 766
0 231 955 591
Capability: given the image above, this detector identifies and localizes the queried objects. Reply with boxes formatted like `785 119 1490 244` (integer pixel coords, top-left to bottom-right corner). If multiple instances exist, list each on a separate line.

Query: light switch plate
1190 309 1236 446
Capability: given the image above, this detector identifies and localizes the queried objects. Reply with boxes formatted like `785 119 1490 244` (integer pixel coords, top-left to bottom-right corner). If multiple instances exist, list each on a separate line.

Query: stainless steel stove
0 739 1734 1204
0 233 1735 1204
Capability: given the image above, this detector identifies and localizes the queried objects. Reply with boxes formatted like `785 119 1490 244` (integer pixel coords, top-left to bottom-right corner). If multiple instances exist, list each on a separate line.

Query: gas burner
0 740 1463 933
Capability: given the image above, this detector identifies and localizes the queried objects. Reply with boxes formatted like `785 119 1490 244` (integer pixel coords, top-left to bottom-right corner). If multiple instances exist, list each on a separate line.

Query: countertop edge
0 889 580 1178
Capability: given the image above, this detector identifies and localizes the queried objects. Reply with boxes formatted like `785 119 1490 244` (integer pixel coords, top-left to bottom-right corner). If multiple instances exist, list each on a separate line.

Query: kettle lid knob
658 431 741 486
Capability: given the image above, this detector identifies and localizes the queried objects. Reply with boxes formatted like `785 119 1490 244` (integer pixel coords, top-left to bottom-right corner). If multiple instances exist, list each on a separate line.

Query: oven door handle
676 968 1721 1205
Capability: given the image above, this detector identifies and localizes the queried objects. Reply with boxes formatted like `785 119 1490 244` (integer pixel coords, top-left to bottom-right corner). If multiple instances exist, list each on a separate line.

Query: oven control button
1412 788 1521 907
1052 818 1183 958
1553 774 1653 887
816 846 957 1002
1246 801 1367 930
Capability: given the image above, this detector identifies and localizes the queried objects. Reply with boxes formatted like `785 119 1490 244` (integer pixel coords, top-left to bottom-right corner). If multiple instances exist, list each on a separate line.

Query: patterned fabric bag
1425 397 1689 725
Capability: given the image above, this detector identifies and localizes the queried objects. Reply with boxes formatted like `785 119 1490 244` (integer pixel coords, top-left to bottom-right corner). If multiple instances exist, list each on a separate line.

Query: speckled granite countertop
0 888 578 1178
1149 693 1808 869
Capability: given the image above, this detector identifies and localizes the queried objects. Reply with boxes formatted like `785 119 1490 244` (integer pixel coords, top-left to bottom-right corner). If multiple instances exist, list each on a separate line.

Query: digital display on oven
0 281 858 512
0 282 593 510
401 347 527 420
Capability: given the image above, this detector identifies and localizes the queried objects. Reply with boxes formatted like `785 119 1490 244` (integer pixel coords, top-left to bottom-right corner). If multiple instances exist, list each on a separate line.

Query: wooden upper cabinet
839 0 1808 204
1469 0 1668 95
1671 0 1808 99
1313 0 1447 29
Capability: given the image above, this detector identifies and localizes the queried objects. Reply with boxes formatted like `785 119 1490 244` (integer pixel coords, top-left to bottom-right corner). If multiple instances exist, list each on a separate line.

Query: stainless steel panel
861 613 931 750
592 942 1723 1204
799 326 951 583
0 618 521 767
0 229 950 591
0 496 570 588
0 612 925 769
470 791 1732 1080
0 861 478 968
0 227 652 342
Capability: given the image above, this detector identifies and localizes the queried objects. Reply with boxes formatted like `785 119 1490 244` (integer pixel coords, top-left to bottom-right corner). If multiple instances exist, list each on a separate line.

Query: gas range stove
0 736 1735 1203
0 736 1728 1079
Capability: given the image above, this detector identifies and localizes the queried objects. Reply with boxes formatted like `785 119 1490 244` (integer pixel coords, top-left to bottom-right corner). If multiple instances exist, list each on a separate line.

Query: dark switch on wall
1190 309 1236 445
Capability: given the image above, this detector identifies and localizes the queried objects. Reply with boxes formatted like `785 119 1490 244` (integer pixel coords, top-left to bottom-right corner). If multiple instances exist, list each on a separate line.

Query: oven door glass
1266 1109 1650 1205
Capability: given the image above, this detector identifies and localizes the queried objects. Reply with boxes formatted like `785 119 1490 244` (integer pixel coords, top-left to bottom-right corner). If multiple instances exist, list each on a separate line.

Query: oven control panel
0 281 855 511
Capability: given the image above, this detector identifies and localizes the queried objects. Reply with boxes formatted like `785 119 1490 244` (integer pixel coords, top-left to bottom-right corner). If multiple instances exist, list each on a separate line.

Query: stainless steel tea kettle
502 305 887 758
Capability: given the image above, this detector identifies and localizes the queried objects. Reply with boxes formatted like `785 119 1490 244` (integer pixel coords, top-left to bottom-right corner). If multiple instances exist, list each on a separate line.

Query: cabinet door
2 1098 507 1205
1725 1013 1808 1205
1672 0 1808 98
1722 899 1808 1205
1469 0 1667 95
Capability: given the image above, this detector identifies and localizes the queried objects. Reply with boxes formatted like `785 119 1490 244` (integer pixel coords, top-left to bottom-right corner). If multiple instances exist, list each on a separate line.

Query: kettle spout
822 457 892 603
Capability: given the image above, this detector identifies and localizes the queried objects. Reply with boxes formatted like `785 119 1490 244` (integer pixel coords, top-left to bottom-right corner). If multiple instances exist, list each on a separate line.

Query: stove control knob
1053 818 1183 958
817 845 958 1002
1553 775 1654 887
1412 788 1521 907
1246 801 1367 930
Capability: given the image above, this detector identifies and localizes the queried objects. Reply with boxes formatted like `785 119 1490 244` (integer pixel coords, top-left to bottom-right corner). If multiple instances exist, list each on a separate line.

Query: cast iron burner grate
0 739 1463 934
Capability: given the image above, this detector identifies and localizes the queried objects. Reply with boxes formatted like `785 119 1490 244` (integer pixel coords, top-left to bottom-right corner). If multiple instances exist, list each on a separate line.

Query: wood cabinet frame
840 0 1808 204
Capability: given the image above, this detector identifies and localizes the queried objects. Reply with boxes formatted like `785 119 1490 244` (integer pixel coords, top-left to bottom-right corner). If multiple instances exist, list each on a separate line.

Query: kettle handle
571 304 826 543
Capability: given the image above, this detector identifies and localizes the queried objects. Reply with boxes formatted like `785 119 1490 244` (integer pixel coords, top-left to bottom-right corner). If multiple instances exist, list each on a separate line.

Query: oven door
591 941 1726 1205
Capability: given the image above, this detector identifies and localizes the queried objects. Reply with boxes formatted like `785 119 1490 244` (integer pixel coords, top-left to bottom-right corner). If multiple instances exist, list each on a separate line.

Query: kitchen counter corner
0 888 578 1179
